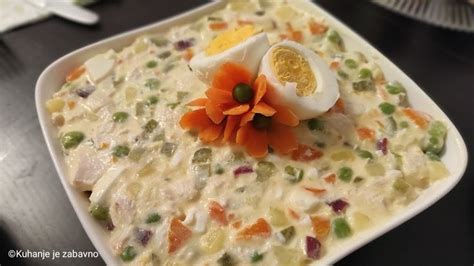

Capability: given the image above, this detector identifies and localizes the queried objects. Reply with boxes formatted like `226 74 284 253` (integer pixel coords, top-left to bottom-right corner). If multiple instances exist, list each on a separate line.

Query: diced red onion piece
173 38 195 51
377 138 388 155
76 84 96 98
106 222 115 231
233 165 253 177
136 229 153 246
328 199 349 213
305 236 321 260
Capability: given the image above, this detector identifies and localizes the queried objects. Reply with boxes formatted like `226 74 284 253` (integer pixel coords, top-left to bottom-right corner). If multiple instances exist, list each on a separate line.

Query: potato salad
45 0 449 265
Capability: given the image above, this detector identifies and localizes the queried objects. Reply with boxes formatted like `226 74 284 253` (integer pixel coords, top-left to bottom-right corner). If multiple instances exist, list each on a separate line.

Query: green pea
145 213 161 224
121 246 136 262
358 68 372 79
353 176 364 183
144 119 158 133
426 151 440 161
252 114 272 130
146 60 157 68
151 37 169 47
285 165 304 183
112 112 128 123
385 81 405 95
308 118 324 131
158 50 171 59
400 121 409 128
215 165 225 175
344 58 358 69
256 161 276 182
251 251 264 263
393 178 410 193
232 83 254 103
356 149 373 159
379 102 396 115
337 70 349 79
144 78 160 90
338 166 353 182
217 252 234 266
146 96 158 106
428 121 447 138
333 217 352 238
352 80 374 92
112 145 130 158
89 204 109 220
61 131 84 149
327 30 341 43
192 148 212 164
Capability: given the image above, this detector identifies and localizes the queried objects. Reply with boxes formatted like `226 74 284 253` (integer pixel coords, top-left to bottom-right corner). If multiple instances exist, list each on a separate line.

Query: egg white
259 40 340 120
189 32 270 85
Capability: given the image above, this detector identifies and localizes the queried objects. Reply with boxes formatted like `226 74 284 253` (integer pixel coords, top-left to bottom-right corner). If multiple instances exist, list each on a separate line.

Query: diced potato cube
46 98 65 113
348 212 371 231
272 246 301 266
268 207 289 227
330 148 355 161
137 162 156 177
275 5 298 20
200 227 225 254
427 161 449 180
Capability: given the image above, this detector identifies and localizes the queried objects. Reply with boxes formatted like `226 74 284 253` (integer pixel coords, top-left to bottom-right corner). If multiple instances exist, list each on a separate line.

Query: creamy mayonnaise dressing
45 1 449 265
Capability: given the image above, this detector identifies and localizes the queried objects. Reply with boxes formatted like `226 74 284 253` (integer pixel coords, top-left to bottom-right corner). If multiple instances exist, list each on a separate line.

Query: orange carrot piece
232 220 242 229
205 100 225 124
402 108 429 129
291 144 323 161
168 217 192 254
223 104 250 115
308 19 328 35
330 61 340 70
236 218 271 240
186 98 208 107
208 201 228 226
244 126 269 158
223 115 240 142
209 21 228 31
67 101 76 110
182 48 194 61
253 74 267 105
221 62 253 85
180 109 211 130
237 19 254 26
330 98 345 113
66 66 85 82
199 122 224 142
236 124 251 145
240 112 255 127
268 123 298 154
357 127 375 141
252 102 276 116
288 208 300 220
212 69 238 92
303 187 327 196
206 88 234 104
311 216 330 240
291 30 303 42
324 174 336 184
272 105 299 127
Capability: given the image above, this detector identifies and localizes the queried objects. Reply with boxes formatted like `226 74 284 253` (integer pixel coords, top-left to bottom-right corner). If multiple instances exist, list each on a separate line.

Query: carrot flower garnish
180 62 300 158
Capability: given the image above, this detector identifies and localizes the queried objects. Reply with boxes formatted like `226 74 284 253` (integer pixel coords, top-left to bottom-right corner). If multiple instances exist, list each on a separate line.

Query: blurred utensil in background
25 0 99 25
373 0 474 32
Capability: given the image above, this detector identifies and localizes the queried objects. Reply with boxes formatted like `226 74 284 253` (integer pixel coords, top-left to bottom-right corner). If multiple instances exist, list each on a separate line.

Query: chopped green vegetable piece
166 102 180 109
338 166 353 182
146 96 158 106
145 213 161 224
61 131 84 149
160 142 177 157
379 102 396 115
353 176 364 183
146 60 157 68
308 118 324 131
393 178 410 193
89 204 109 220
285 166 304 183
151 37 168 47
385 116 398 135
144 119 158 133
192 148 212 164
112 145 130 158
337 70 349 79
256 161 276 182
356 149 373 159
428 121 447 138
280 226 295 243
358 68 372 79
112 112 128 123
426 151 441 161
217 252 235 266
215 164 225 175
144 78 160 90
251 251 264 263
158 50 172 59
352 80 374 91
344 58 358 69
121 246 136 262
385 81 405 94
400 121 409 128
327 30 341 43
333 217 352 238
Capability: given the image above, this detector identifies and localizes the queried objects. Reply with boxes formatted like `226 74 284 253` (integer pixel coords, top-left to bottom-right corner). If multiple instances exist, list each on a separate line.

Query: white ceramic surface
35 1 468 265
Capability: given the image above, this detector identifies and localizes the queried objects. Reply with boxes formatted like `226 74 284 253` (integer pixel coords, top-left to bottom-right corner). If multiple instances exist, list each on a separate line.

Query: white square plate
35 1 468 264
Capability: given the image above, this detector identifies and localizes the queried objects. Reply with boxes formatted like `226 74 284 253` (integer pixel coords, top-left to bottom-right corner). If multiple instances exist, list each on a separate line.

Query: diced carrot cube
311 216 330 240
236 218 271 240
208 201 228 226
168 217 192 253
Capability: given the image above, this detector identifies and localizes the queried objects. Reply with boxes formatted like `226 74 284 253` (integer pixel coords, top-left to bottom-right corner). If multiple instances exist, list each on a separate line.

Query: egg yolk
270 46 316 97
205 25 256 56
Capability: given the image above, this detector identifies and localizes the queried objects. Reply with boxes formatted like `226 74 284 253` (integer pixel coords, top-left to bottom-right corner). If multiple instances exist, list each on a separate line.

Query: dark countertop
0 1 472 265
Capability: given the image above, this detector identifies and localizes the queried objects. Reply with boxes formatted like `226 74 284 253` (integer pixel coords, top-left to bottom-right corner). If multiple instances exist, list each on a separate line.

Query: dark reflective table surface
1 1 473 265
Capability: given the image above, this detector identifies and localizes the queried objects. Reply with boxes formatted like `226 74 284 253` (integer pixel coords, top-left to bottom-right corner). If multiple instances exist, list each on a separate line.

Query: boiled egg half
259 40 340 119
190 25 270 85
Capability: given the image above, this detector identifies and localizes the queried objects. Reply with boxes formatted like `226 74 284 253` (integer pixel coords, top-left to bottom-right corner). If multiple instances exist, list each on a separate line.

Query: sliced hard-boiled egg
190 25 270 85
259 40 340 119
